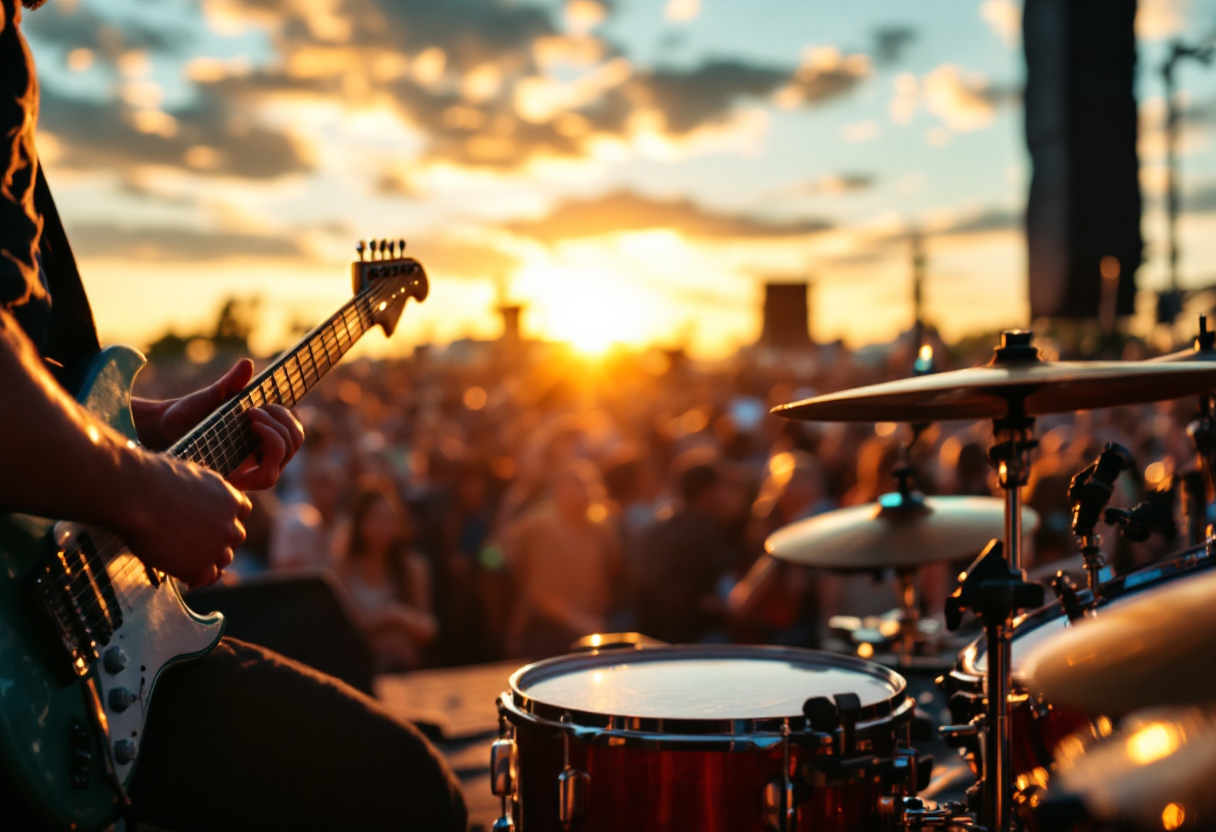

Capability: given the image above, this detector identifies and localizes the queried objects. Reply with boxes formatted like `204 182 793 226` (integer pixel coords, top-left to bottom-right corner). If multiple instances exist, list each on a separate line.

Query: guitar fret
298 342 316 388
309 334 330 376
284 355 305 402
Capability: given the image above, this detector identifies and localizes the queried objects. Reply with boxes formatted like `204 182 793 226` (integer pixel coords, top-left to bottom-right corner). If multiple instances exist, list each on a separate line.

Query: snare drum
942 545 1213 793
494 644 916 832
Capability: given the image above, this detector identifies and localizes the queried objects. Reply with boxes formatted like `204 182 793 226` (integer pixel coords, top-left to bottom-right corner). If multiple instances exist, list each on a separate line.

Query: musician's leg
129 637 466 831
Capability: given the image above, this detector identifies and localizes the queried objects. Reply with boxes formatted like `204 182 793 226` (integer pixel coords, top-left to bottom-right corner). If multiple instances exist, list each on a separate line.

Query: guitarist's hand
132 358 304 491
132 359 255 450
122 454 253 589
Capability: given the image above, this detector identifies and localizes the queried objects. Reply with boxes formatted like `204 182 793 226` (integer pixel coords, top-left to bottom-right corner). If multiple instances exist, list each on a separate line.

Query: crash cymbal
773 331 1216 423
1049 707 1216 830
765 493 1039 571
1024 568 1216 717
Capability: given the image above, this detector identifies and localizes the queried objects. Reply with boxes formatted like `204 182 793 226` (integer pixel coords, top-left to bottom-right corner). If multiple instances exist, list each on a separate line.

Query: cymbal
1051 707 1216 830
765 494 1039 570
1024 568 1216 716
774 332 1216 423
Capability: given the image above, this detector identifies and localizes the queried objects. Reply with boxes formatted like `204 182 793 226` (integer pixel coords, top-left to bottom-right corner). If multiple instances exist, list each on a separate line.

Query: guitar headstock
351 238 429 337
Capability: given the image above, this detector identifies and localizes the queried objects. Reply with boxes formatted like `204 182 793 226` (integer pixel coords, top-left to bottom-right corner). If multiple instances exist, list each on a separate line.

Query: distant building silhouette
759 282 812 348
498 304 523 344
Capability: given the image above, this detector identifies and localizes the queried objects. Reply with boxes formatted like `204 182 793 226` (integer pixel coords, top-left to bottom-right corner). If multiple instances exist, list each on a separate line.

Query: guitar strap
34 166 100 385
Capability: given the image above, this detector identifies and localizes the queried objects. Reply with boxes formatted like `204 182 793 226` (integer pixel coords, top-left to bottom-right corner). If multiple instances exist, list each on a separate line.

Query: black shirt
1 0 98 375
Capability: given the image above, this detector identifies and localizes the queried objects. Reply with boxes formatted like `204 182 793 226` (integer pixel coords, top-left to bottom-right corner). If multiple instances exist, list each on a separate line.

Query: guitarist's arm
0 308 249 588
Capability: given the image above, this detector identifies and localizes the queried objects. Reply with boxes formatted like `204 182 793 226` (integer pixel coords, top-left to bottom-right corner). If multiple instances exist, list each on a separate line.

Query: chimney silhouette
499 304 522 343
759 282 812 347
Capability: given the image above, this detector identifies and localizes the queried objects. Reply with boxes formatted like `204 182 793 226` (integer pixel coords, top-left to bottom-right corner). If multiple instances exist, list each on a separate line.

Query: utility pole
1158 38 1214 326
911 227 926 351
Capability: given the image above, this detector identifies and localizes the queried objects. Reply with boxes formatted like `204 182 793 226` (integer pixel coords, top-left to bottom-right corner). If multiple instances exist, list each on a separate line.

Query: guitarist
1 0 467 828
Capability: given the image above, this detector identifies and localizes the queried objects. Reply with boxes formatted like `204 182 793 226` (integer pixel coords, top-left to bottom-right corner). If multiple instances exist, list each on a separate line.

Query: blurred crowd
135 332 1203 672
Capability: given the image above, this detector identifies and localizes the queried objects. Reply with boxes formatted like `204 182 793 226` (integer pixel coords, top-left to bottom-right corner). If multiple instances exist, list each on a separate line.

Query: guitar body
0 345 223 830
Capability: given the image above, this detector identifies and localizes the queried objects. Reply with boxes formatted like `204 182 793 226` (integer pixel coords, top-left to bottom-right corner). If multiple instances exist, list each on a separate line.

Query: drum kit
488 327 1216 832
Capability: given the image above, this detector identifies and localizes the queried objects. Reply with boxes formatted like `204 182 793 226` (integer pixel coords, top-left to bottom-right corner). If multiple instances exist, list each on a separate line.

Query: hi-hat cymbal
774 332 1216 423
765 494 1039 570
1024 568 1216 717
1050 707 1216 830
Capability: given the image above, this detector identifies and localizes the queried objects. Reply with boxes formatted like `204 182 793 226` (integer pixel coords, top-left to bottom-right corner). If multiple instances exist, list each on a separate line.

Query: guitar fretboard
168 282 387 476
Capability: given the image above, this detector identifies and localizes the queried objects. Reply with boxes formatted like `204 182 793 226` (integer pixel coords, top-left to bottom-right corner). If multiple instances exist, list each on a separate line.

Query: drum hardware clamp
1048 572 1089 623
490 699 517 831
946 538 1044 832
1068 442 1133 596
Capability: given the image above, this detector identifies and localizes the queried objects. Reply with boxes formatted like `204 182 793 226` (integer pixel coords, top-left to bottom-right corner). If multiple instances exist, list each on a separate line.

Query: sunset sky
23 0 1216 358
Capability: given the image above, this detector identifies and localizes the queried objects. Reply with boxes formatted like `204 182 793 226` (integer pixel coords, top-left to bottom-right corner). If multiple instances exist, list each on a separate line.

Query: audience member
337 476 438 671
503 461 621 657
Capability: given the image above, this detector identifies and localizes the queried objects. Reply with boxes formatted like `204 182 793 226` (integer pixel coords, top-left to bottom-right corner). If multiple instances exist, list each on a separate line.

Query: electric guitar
0 243 427 829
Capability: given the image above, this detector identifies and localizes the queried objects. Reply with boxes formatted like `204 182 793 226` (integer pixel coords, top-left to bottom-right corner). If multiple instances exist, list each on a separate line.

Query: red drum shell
500 645 914 832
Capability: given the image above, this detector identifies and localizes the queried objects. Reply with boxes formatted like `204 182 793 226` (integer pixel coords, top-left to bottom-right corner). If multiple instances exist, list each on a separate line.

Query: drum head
510 645 905 725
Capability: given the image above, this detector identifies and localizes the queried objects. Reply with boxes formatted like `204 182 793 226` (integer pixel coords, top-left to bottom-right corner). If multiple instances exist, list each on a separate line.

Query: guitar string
63 278 399 620
59 277 407 623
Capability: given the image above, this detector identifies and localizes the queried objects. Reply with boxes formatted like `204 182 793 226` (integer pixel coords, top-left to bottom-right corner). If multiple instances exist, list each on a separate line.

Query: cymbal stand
893 569 920 668
971 398 1038 832
1067 443 1133 596
886 465 930 668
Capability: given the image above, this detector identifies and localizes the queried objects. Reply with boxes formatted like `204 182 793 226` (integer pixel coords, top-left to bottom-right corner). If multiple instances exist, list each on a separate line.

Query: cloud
28 0 878 183
980 1 1021 49
871 25 917 65
408 238 520 277
842 119 879 142
1136 0 1189 40
775 173 876 198
1186 183 1216 213
664 0 700 23
37 86 309 179
23 3 188 57
506 190 831 242
938 208 1021 235
69 224 305 261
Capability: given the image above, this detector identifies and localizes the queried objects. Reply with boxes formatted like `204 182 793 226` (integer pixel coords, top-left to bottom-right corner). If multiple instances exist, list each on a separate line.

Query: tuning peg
398 239 407 257
369 239 378 260
379 239 388 259
356 240 366 262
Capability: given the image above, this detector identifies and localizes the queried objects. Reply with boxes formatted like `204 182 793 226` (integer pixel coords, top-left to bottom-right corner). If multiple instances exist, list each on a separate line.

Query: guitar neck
168 282 387 476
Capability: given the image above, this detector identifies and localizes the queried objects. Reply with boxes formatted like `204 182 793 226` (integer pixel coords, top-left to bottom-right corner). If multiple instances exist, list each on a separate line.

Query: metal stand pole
987 410 1035 832
895 570 920 669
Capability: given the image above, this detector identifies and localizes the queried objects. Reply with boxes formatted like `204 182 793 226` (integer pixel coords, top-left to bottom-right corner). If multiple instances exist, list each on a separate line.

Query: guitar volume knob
103 647 129 674
113 740 137 765
109 687 138 712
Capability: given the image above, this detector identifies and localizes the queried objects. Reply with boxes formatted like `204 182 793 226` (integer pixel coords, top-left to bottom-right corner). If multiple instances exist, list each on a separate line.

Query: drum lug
557 711 590 827
492 698 517 831
761 777 796 832
558 767 590 826
490 738 516 797
762 721 797 832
